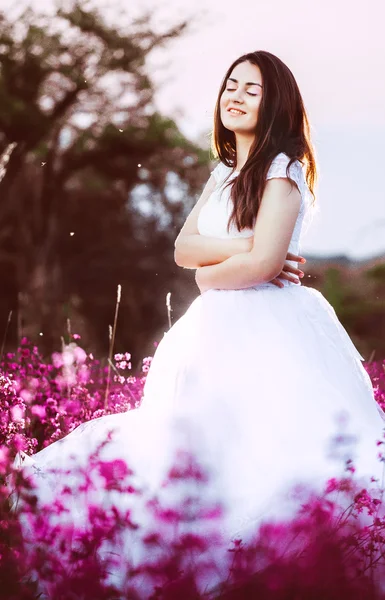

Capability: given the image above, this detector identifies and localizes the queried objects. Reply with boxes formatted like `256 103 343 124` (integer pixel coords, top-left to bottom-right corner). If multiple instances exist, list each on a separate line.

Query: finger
282 265 305 278
278 271 290 280
271 278 284 288
286 252 306 264
278 271 300 284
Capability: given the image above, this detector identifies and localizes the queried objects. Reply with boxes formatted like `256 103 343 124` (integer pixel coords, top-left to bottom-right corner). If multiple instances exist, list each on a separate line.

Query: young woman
16 50 385 550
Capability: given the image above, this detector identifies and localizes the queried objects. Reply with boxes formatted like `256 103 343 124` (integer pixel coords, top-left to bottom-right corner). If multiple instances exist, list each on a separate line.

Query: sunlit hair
211 50 318 233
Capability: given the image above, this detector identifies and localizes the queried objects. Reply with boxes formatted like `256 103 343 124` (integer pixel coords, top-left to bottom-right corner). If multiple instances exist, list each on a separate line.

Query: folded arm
175 234 251 268
174 174 250 268
195 177 302 292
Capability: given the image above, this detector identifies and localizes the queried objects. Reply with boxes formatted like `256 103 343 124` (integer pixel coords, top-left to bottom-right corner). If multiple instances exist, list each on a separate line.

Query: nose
231 88 244 104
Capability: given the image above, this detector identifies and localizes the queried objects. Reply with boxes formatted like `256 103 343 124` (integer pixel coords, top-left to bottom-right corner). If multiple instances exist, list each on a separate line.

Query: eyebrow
227 77 262 88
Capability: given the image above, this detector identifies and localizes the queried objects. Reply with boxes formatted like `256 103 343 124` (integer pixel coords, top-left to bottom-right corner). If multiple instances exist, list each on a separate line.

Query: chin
222 123 250 136
221 116 255 135
220 117 236 132
222 123 237 133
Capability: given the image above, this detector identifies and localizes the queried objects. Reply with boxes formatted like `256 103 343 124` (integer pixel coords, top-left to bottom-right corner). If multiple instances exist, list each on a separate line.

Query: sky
1 0 385 260
145 0 385 260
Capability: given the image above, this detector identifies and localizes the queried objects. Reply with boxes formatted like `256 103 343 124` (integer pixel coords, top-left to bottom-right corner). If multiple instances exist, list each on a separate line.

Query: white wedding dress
15 153 385 575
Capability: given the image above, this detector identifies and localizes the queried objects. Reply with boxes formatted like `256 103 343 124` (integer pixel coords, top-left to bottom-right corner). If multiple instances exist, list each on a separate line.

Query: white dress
15 153 385 568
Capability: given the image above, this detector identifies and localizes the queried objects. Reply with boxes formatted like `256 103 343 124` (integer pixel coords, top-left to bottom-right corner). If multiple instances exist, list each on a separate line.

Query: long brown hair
211 51 317 233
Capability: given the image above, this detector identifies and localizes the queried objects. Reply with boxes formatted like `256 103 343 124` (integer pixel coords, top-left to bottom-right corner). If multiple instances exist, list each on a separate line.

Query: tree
0 3 210 358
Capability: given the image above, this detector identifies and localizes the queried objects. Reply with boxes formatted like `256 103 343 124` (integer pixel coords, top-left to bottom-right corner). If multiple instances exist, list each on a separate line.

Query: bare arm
196 178 302 291
175 234 251 269
175 172 306 284
174 174 250 269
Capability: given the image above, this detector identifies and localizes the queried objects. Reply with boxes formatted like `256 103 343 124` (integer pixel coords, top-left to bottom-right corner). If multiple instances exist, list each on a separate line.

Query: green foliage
366 263 385 284
0 3 210 359
318 263 385 360
322 267 345 314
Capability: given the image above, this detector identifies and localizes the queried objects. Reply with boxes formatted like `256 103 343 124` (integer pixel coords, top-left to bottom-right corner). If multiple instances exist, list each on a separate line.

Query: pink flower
98 459 131 490
345 459 356 474
175 533 209 552
77 365 90 383
12 433 26 452
73 346 87 364
142 356 152 372
0 446 10 474
11 405 25 422
52 352 64 368
325 478 339 494
197 504 224 520
31 405 46 419
19 389 33 404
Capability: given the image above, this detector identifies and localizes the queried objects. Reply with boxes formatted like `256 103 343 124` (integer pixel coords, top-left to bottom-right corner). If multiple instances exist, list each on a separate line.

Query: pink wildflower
11 405 25 422
98 459 131 490
52 352 64 368
12 433 26 452
73 346 87 364
31 405 46 419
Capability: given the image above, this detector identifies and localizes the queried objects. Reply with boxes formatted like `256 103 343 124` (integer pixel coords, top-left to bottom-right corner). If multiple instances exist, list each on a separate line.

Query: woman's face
219 61 263 135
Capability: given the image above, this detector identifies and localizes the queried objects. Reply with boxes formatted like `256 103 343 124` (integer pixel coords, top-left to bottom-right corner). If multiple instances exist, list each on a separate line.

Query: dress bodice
197 153 313 260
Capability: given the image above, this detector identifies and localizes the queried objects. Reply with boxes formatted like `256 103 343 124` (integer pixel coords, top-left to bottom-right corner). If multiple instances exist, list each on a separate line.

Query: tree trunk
18 257 65 353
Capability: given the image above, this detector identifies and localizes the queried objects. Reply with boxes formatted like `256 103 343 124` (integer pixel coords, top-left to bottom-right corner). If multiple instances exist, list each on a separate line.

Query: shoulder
210 161 233 183
266 152 303 181
266 152 309 208
267 152 306 193
212 154 305 189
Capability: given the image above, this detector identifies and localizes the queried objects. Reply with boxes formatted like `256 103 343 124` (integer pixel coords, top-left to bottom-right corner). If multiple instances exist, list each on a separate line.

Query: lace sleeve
266 153 303 189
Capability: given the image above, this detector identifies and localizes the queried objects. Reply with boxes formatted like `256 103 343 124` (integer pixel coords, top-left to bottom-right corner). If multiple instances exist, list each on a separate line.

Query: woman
16 50 385 552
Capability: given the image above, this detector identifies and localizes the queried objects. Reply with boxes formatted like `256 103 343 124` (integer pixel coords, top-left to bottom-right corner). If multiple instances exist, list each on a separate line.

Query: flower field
1 337 385 599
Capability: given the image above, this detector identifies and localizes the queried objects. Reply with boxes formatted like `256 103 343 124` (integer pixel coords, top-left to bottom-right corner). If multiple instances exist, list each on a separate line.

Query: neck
234 132 255 170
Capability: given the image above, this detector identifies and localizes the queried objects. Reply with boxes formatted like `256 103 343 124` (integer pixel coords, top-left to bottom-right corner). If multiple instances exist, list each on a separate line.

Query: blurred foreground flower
1 342 385 598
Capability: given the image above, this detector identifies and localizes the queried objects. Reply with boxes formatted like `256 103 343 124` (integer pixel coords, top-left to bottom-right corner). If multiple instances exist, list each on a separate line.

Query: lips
227 107 246 115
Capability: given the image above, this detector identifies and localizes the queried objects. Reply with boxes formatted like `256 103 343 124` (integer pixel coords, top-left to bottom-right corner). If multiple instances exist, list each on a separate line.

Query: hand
270 252 306 288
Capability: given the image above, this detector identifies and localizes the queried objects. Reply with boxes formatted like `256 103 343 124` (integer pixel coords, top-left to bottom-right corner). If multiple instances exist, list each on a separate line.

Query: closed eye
226 88 258 97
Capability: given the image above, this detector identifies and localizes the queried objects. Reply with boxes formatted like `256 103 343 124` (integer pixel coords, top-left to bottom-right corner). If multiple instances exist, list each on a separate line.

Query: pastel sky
2 0 385 259
146 0 385 260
